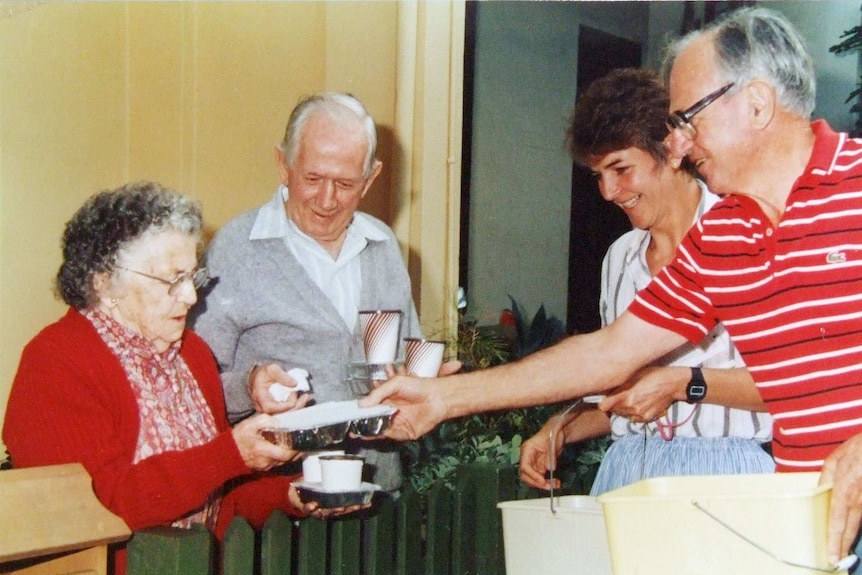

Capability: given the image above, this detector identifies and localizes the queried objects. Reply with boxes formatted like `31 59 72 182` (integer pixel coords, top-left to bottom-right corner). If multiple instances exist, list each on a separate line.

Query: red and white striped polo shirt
628 120 862 472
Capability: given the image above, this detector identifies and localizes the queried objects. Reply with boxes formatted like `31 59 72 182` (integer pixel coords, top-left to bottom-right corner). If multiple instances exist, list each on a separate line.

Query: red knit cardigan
3 308 303 573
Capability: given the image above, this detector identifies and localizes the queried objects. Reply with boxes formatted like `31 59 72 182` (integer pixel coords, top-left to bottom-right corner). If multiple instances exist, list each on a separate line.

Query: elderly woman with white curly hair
3 181 363 575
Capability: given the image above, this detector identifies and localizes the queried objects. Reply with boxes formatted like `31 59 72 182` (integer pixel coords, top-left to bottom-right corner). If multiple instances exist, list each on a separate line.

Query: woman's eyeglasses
116 266 209 296
666 83 735 138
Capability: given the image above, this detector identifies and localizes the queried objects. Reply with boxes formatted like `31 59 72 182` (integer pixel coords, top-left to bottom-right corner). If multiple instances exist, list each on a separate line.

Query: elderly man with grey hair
361 7 862 567
192 93 427 492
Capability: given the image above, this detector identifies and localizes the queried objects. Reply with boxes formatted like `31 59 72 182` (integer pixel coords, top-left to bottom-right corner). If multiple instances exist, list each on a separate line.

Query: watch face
686 368 707 403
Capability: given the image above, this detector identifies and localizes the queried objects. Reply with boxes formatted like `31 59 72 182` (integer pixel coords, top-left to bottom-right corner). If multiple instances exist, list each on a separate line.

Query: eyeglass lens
117 265 208 295
667 82 734 134
168 268 208 295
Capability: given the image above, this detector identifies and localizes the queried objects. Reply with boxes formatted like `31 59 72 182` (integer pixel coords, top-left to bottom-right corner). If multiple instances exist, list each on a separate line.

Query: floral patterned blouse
85 308 221 529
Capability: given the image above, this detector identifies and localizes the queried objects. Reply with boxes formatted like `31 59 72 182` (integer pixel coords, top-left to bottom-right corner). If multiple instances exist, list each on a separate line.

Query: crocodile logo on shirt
827 251 847 264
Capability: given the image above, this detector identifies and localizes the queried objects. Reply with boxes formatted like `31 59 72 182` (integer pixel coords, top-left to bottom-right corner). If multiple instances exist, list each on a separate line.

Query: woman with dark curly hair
2 181 361 574
519 69 774 494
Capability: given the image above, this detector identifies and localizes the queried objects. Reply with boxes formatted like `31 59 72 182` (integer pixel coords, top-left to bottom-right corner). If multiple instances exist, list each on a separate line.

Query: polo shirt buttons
766 228 774 236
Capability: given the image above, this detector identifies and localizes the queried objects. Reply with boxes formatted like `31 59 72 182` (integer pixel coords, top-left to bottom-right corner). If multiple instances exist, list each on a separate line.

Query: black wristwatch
686 367 707 403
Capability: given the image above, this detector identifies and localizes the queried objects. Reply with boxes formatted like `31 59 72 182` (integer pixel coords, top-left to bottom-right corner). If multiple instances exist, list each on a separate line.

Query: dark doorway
566 26 643 334
458 1 478 295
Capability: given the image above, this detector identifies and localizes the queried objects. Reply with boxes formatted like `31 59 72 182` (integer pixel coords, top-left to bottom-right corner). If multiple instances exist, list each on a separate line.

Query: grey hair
277 92 378 178
662 7 815 118
56 181 202 310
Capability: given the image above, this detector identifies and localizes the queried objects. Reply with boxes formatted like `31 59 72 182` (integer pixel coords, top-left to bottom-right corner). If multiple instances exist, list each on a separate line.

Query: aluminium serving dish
292 480 381 508
259 400 396 450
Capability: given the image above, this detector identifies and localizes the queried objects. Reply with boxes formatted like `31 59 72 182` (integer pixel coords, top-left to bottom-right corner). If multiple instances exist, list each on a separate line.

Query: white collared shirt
249 186 389 330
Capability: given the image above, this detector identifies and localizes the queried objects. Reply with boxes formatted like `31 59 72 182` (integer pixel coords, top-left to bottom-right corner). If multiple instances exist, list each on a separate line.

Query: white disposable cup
404 338 445 377
302 450 345 484
319 454 364 491
358 310 402 365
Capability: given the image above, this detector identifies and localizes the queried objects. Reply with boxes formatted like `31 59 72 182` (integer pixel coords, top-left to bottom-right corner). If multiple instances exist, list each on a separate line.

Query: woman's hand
288 484 372 519
599 366 685 423
231 413 303 471
520 423 565 490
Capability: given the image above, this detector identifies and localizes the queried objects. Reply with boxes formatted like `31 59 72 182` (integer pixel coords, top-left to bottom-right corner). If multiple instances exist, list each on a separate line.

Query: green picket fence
127 463 525 575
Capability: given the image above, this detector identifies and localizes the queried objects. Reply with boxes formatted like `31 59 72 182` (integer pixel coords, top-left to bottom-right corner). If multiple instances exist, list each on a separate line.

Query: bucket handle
691 500 858 573
548 395 604 514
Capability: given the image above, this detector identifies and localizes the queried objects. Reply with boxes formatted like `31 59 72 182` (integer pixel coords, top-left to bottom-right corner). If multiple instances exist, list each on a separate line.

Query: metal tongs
548 394 605 514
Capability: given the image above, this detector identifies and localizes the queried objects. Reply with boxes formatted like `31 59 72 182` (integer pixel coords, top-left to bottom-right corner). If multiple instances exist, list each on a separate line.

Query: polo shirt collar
806 119 843 177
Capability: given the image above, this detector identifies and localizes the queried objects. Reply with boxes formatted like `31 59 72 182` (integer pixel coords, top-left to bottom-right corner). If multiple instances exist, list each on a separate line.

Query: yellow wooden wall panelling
0 2 463 451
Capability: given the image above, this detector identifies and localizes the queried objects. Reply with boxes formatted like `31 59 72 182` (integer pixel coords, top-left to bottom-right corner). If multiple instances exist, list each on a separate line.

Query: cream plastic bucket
597 472 846 575
497 495 612 575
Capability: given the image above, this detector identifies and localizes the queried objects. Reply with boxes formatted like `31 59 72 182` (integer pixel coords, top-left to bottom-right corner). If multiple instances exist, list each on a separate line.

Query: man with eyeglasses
660 8 862 568
361 7 862 567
